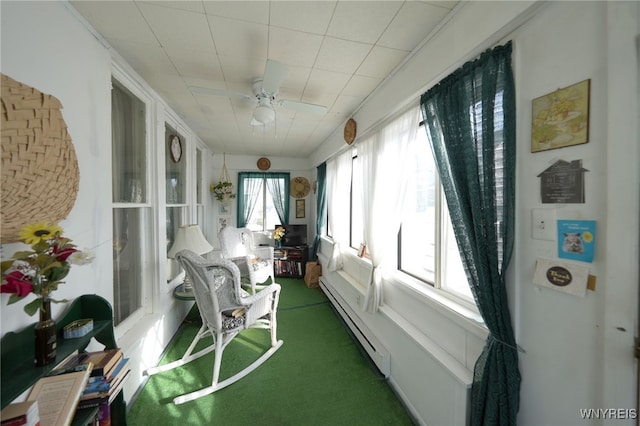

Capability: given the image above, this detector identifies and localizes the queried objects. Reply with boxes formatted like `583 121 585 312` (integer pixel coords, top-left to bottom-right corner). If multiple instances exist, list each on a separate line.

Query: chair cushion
222 313 245 331
249 257 270 271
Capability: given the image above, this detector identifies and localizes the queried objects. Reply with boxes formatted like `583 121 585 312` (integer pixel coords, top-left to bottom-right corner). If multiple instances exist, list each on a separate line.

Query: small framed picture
295 199 305 218
531 79 590 152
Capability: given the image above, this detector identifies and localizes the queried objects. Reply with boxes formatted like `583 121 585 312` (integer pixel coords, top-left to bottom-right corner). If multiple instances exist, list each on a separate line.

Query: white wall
0 2 113 334
313 1 639 425
0 1 212 405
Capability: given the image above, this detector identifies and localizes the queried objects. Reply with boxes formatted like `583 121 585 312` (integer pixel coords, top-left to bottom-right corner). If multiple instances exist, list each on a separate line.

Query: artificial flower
19 222 63 245
1 223 93 316
273 226 286 241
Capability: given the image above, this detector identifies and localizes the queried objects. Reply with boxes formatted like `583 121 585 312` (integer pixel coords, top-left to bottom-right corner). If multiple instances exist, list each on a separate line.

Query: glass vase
34 298 57 366
275 240 282 248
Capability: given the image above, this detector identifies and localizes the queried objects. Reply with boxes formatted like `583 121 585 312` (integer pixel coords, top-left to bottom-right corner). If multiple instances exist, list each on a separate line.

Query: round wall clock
169 135 182 163
290 176 311 198
257 157 271 170
344 118 357 145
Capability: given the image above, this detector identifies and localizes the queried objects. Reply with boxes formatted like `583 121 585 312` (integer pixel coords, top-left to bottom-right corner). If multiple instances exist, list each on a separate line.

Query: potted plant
210 181 236 201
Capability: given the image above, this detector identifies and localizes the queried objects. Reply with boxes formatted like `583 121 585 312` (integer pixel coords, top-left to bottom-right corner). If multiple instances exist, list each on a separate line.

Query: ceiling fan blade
261 60 288 94
190 86 252 101
278 99 327 115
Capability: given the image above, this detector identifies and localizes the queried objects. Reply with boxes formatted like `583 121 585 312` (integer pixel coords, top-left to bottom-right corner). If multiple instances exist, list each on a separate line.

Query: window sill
389 272 488 339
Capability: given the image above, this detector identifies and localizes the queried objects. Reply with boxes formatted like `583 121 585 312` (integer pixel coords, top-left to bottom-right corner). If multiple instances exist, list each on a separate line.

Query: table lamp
168 224 213 291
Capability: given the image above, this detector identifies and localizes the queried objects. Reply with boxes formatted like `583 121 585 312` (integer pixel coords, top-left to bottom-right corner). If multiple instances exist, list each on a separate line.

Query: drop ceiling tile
165 47 223 80
331 94 365 117
326 1 402 44
378 1 451 51
302 68 351 106
268 27 324 68
137 2 213 52
357 45 408 79
218 55 269 87
270 1 336 35
203 1 270 25
70 1 159 46
342 75 383 97
315 37 372 75
107 40 175 76
208 16 268 60
145 1 205 14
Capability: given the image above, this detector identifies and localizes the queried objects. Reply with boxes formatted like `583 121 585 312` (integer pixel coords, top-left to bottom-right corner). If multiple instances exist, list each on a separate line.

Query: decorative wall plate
344 118 357 145
290 176 311 198
257 157 271 170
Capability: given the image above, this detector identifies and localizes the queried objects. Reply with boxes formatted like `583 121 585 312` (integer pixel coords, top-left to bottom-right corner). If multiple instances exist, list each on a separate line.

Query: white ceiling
70 0 458 158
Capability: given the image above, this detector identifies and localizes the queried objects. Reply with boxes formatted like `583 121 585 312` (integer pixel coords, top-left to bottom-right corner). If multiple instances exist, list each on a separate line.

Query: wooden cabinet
274 245 308 278
1 295 127 425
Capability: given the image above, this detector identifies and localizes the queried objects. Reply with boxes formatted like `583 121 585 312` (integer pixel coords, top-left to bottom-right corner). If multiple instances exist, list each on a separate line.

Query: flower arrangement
210 181 236 201
273 226 286 242
1 223 94 316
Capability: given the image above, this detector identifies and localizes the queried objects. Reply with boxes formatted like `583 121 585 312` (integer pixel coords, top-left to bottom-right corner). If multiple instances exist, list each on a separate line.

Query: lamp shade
168 224 213 259
253 104 275 124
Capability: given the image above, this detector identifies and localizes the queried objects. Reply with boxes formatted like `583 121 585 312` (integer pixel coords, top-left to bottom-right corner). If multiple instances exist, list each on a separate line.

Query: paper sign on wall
533 258 590 297
557 220 596 263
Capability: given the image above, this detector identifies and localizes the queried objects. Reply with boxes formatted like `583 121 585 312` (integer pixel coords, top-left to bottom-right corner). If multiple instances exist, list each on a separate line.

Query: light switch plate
532 208 556 241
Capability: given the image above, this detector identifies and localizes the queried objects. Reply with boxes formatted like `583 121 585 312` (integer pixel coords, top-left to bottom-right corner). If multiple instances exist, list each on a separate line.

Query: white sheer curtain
358 108 420 313
326 149 352 271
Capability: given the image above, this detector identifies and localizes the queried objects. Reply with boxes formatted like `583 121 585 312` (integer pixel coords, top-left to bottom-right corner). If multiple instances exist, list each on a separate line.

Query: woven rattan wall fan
1 73 79 243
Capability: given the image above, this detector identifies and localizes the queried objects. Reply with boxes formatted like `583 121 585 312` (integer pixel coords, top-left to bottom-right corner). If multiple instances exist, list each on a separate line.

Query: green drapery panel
237 172 290 227
312 162 327 260
419 41 519 425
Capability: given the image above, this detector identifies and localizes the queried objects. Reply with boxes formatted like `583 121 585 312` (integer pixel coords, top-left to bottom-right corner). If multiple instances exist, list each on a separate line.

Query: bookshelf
274 245 308 278
1 295 127 425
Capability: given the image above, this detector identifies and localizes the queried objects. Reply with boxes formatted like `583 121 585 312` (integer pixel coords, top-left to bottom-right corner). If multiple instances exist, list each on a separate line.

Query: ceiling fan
190 59 327 126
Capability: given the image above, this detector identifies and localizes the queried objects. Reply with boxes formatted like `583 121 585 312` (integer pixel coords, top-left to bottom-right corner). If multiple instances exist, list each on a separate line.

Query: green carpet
128 278 414 425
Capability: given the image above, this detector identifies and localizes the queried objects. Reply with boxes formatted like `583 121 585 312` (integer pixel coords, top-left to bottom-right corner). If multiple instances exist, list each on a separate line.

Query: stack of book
56 349 131 425
0 400 40 426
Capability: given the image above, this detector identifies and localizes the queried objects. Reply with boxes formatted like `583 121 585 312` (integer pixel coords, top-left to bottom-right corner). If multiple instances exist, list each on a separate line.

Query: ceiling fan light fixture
253 104 275 124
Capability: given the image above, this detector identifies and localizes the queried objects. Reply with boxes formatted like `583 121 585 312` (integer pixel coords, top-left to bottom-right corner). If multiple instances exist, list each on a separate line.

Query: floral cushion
249 257 270 271
222 312 245 330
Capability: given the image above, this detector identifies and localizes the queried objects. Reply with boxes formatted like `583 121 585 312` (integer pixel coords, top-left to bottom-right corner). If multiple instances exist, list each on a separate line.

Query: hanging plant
210 181 236 201
210 153 236 202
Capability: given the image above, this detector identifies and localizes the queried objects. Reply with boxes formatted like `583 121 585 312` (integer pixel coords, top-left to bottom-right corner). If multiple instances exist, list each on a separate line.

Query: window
399 125 471 300
165 124 187 257
350 154 363 249
238 172 290 231
111 79 152 325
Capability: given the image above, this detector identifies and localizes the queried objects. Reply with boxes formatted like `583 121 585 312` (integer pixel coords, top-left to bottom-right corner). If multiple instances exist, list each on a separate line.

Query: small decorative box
63 318 93 339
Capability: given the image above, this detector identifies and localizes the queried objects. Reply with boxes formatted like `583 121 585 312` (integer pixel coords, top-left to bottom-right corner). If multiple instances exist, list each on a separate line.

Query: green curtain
419 41 519 425
266 173 290 225
312 162 327 260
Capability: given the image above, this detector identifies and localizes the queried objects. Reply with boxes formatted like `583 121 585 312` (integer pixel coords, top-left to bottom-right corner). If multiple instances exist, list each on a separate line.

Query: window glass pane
350 157 363 249
441 209 473 300
166 206 187 254
165 125 186 204
400 130 436 282
265 186 280 230
196 149 202 204
113 207 149 325
112 81 146 203
245 178 265 231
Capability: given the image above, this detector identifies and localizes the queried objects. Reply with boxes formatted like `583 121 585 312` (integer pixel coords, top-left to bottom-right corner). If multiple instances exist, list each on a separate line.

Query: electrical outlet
531 208 556 241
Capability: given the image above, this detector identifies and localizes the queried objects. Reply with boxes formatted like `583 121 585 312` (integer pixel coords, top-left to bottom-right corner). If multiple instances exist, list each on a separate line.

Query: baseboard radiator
319 277 391 377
